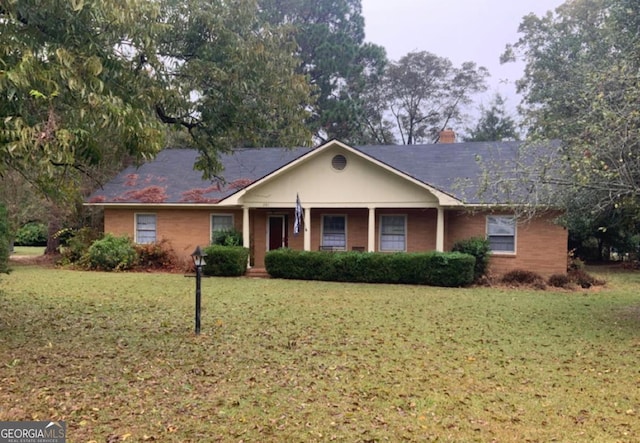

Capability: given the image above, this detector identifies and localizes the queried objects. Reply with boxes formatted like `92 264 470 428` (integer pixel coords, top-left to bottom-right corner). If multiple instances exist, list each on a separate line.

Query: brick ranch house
86 137 568 277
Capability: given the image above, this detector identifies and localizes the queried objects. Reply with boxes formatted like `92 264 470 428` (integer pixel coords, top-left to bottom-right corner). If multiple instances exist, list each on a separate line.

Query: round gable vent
331 154 347 171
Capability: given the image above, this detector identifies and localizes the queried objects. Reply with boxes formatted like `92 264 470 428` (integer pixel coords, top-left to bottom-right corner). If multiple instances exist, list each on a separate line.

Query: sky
361 0 566 118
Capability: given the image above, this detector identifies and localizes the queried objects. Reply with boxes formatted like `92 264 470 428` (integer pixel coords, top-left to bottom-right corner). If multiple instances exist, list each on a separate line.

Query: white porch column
243 206 251 267
303 207 311 251
436 207 444 252
368 207 376 252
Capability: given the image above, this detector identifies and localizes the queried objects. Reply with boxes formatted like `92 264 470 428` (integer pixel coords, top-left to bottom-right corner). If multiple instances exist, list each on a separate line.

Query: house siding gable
239 146 440 208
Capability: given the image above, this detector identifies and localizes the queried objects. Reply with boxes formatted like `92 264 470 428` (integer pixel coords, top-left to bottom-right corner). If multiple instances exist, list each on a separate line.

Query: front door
268 215 287 250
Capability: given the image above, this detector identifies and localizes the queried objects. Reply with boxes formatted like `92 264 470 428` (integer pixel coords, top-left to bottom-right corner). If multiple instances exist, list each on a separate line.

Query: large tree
1 0 314 185
503 0 640 220
464 93 521 142
258 0 388 144
0 0 166 182
157 0 314 177
1 0 315 253
379 51 489 145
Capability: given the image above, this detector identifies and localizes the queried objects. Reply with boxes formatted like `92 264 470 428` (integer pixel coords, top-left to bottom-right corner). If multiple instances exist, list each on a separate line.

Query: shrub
452 237 491 281
134 240 178 270
212 229 243 247
423 252 476 287
14 222 47 246
501 269 546 288
86 234 137 271
568 268 605 288
264 250 475 287
58 228 102 265
202 245 249 276
547 273 572 288
265 249 334 281
0 204 10 274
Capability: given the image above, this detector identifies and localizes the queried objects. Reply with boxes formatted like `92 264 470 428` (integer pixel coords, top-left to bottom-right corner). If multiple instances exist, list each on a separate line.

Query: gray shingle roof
87 140 551 205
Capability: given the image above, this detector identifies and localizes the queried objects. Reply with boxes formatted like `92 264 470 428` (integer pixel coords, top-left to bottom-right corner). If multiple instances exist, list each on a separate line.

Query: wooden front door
268 215 287 250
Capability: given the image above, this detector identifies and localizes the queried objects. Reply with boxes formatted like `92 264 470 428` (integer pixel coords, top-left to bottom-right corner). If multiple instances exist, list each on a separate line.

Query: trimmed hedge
265 249 475 287
452 237 491 281
86 234 137 271
202 245 249 277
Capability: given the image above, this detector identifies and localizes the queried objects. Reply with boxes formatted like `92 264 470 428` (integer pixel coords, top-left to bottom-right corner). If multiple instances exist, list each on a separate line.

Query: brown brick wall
104 207 243 266
104 207 567 276
445 210 567 277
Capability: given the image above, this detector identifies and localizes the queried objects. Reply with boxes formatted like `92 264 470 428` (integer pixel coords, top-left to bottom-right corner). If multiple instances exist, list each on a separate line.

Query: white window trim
210 213 235 242
379 214 407 252
134 213 157 244
486 215 517 255
321 214 348 250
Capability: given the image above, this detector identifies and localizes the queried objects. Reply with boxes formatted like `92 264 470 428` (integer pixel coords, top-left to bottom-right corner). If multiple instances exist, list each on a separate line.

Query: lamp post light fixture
191 245 207 335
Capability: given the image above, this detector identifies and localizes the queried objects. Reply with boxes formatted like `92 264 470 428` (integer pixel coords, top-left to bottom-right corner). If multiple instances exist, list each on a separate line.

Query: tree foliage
0 0 166 181
157 0 314 177
258 0 387 144
504 0 640 224
365 51 489 145
1 0 314 185
464 93 520 142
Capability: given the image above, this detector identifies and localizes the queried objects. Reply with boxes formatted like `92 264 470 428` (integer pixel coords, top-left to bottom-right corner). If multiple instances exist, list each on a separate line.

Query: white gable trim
219 140 463 207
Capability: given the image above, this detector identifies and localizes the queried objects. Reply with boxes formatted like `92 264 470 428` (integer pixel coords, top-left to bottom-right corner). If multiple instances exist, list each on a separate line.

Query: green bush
452 237 491 281
0 204 10 274
86 234 137 271
211 229 243 246
265 249 335 281
264 250 475 287
423 252 476 287
15 222 48 246
202 245 249 276
58 228 102 265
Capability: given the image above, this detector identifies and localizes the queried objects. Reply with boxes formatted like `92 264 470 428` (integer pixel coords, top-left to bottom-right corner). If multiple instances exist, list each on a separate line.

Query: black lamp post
191 245 207 335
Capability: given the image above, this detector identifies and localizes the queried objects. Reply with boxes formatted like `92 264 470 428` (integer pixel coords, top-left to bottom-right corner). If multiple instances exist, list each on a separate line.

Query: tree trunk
45 207 62 255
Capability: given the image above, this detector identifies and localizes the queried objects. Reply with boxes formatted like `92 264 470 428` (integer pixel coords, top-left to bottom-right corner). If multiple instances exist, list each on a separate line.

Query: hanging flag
294 193 303 235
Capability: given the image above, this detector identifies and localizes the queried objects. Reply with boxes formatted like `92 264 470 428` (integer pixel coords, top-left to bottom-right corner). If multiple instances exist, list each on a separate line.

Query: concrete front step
245 268 270 278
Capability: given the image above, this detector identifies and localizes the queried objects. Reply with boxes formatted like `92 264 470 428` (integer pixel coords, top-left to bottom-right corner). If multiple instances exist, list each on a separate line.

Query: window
211 214 234 243
487 216 516 253
211 214 234 233
380 215 406 251
322 215 346 249
136 214 156 244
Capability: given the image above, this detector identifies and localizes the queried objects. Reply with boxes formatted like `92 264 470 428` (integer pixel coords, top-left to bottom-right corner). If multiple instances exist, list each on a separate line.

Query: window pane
487 216 515 235
381 215 405 251
136 214 156 244
212 215 233 232
488 236 515 252
487 216 515 252
322 216 346 248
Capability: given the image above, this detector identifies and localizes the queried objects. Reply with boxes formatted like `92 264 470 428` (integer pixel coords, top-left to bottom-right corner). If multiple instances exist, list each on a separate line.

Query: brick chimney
439 128 456 144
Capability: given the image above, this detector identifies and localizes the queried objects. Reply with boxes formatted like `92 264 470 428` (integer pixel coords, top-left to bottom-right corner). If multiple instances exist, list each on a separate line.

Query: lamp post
191 245 207 335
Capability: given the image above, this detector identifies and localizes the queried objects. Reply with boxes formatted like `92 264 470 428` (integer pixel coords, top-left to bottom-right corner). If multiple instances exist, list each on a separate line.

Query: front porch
241 206 446 269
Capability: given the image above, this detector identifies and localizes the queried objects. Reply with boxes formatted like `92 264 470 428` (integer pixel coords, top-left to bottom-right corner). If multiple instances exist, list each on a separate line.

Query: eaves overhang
220 139 464 207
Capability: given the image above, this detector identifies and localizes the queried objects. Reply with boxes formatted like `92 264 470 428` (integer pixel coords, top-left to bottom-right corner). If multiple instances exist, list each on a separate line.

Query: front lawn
1 263 639 442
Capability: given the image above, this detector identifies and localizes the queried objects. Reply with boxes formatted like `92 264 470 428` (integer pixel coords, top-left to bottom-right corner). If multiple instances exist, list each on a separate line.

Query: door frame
267 215 288 250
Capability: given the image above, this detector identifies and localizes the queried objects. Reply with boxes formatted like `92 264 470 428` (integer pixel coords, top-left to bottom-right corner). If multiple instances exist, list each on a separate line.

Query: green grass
1 263 640 442
10 246 46 256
